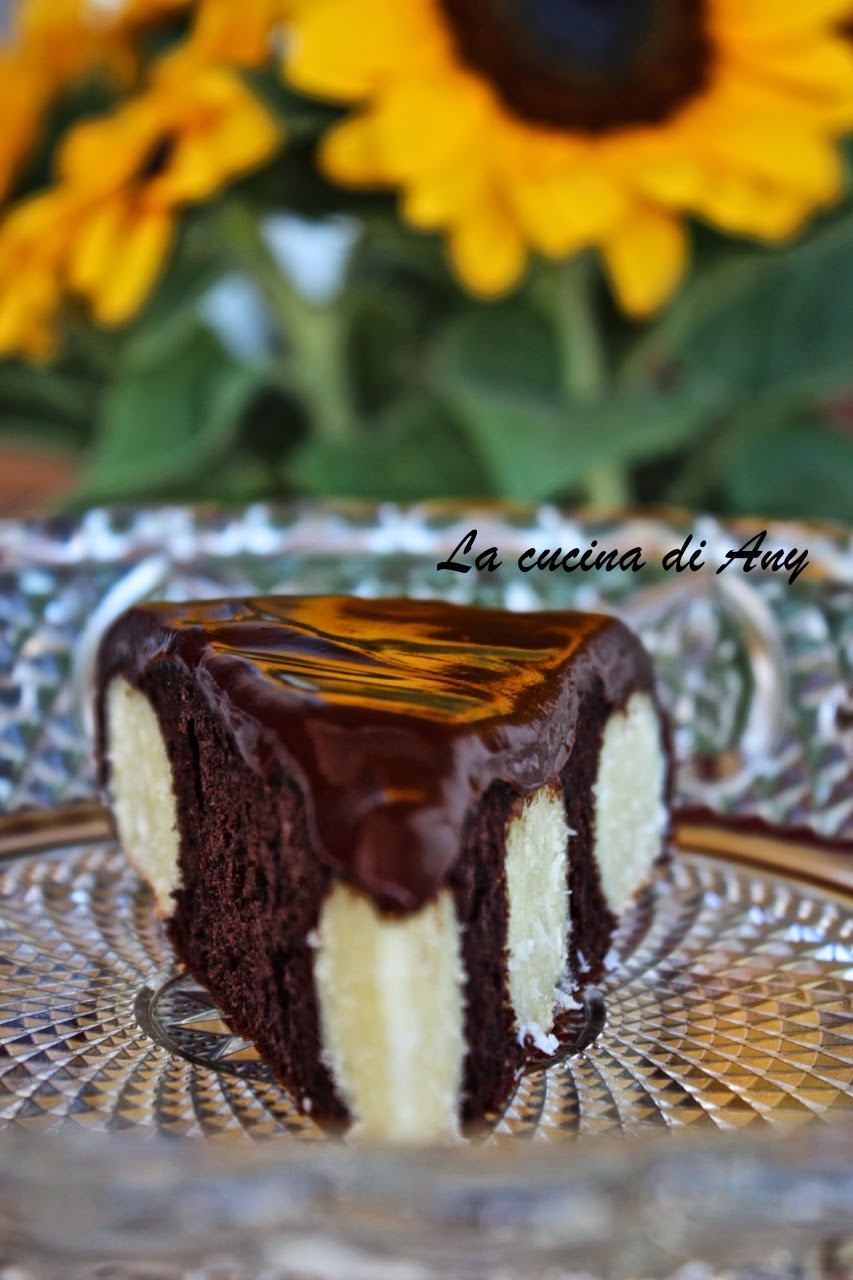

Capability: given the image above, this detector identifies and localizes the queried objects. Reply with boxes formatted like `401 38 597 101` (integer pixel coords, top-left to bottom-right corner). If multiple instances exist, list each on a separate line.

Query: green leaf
0 360 97 459
290 394 490 500
435 300 562 400
346 282 424 414
79 325 260 502
435 307 723 500
723 423 853 523
0 362 94 427
630 209 853 403
449 386 722 501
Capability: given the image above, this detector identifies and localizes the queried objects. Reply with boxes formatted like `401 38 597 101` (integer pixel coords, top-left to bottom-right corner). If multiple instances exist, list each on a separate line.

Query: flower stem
218 202 353 446
551 254 630 509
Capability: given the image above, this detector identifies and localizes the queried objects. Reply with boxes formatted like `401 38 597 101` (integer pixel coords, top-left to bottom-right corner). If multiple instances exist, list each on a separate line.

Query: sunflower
54 67 283 326
285 0 853 314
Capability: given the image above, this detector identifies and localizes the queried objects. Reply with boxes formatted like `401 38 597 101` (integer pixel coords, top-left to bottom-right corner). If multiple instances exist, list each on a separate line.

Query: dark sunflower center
439 0 712 133
513 0 652 67
138 133 177 182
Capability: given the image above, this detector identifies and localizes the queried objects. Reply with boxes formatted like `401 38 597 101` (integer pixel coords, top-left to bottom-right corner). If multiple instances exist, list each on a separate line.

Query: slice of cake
95 595 669 1142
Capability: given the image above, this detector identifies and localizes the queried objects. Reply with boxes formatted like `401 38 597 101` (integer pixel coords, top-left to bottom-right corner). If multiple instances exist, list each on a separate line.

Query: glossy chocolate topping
97 595 656 910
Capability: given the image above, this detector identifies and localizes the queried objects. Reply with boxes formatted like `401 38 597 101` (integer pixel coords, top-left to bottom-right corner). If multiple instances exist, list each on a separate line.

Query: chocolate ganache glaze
96 595 655 911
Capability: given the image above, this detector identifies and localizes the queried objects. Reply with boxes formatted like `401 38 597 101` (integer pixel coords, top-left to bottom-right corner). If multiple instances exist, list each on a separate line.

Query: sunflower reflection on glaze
285 0 853 313
167 594 609 723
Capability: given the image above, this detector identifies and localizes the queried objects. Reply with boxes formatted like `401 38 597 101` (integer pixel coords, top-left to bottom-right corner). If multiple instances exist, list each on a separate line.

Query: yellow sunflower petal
0 189 74 264
0 193 75 362
692 174 818 241
320 114 388 185
153 89 282 203
0 55 49 207
0 268 60 361
505 164 628 258
168 0 286 68
497 120 586 174
594 129 708 208
0 301 57 361
59 100 160 193
402 163 489 229
120 0 194 24
711 0 853 39
89 208 175 326
602 208 688 318
67 199 127 297
730 37 853 121
372 73 492 181
681 71 844 202
148 134 218 205
287 0 446 101
448 198 526 298
205 96 283 178
17 0 137 88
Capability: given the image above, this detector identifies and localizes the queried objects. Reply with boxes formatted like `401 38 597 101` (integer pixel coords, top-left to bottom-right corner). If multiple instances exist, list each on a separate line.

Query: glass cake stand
0 502 850 1280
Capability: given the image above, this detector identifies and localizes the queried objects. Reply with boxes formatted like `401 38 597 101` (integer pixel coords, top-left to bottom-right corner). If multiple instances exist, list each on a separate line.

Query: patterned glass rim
0 497 851 574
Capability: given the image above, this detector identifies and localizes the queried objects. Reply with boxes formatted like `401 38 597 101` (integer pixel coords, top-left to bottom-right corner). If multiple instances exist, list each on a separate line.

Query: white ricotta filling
105 676 181 916
313 884 466 1143
593 691 668 914
504 785 571 1054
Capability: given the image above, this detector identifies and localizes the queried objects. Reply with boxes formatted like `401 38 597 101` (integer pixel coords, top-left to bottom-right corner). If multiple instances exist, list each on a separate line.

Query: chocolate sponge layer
138 659 344 1123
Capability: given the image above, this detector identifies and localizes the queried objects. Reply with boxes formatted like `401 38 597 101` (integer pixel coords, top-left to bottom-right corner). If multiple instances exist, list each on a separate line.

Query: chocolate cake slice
96 595 670 1141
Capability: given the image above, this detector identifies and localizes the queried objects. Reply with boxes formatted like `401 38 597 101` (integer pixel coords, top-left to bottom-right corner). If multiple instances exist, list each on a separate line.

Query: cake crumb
520 1023 560 1055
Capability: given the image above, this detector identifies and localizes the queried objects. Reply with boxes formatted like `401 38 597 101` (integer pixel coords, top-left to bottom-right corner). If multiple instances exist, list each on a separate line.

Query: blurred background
0 0 851 522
